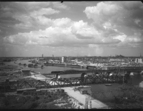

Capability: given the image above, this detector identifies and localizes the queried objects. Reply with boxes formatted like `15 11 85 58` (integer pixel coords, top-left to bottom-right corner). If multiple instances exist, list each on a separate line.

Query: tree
111 85 143 109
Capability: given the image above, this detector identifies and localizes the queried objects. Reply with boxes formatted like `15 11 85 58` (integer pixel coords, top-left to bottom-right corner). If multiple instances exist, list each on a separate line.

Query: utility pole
85 95 92 109
123 72 125 84
85 96 88 109
83 87 92 109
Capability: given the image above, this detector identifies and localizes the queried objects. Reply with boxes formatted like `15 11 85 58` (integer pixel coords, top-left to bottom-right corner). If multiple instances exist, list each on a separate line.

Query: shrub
111 85 143 109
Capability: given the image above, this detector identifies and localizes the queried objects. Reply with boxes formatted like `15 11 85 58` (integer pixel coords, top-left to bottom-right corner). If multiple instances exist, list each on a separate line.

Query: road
64 87 109 109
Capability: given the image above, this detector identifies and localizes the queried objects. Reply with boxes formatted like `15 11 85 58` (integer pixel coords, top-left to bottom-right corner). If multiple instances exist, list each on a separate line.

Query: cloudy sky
0 1 143 57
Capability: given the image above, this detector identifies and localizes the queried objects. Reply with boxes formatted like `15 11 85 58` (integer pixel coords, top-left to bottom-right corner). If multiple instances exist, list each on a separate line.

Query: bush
30 101 39 109
110 85 143 109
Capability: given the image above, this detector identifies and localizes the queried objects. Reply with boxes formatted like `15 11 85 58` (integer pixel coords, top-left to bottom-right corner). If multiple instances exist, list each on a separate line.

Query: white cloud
30 8 60 17
103 22 112 29
135 19 141 25
113 33 142 48
4 17 122 47
15 2 51 11
2 1 143 50
53 18 72 27
71 20 100 38
12 7 59 29
84 1 143 48
114 34 127 42
84 2 121 24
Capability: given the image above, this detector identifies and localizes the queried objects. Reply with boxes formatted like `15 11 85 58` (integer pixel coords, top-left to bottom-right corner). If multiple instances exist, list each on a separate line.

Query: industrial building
61 56 65 63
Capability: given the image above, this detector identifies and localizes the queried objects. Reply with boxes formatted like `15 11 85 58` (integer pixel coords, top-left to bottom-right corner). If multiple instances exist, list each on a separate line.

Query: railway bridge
14 67 143 90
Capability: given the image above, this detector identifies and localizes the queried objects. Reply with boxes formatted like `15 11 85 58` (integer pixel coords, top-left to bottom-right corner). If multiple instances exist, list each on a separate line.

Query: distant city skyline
0 1 143 57
0 54 142 57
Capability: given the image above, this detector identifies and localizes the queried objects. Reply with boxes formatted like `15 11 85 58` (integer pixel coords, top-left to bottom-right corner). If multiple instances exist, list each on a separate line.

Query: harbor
0 1 143 109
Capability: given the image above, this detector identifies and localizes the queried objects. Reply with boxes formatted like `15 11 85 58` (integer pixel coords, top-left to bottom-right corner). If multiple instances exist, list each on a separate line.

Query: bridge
2 67 143 92
13 67 143 90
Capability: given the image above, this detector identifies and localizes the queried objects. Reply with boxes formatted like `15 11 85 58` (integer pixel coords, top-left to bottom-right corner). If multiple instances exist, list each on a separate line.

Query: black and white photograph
0 1 143 109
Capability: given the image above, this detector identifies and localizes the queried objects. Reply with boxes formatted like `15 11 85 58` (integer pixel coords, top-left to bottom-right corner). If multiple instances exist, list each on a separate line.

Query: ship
44 63 65 67
66 64 81 68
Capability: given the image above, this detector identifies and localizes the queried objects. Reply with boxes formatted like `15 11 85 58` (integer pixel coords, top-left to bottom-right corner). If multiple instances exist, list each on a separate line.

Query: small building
86 66 96 70
139 81 143 88
28 64 34 67
61 56 65 63
22 69 31 76
135 58 143 63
